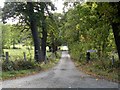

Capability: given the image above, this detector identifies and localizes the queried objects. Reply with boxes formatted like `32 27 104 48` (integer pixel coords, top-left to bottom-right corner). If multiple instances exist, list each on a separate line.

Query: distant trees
46 13 63 53
1 24 20 49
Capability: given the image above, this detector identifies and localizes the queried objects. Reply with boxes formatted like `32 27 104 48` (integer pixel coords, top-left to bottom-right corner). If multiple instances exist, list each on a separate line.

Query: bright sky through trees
0 0 4 8
0 0 64 13
0 0 64 24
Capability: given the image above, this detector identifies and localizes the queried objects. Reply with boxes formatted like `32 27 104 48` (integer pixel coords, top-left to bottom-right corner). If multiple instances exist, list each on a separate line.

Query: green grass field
2 45 66 61
2 45 53 61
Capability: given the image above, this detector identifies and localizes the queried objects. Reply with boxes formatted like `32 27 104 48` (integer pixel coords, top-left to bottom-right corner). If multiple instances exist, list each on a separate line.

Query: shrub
2 60 36 71
2 61 15 71
15 60 35 70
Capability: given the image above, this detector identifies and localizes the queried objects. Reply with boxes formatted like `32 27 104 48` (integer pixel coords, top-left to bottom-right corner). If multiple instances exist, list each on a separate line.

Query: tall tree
110 3 120 60
46 13 63 53
40 3 47 62
2 2 55 62
62 2 117 61
27 2 41 61
96 2 120 60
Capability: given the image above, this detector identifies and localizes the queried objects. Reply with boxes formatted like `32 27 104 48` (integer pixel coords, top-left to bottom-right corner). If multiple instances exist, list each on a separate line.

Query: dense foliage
61 2 120 69
1 2 120 82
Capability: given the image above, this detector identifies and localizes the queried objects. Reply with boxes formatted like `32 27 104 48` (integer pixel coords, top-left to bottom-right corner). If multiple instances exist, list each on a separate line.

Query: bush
2 61 15 71
15 60 35 70
69 42 86 62
2 60 36 71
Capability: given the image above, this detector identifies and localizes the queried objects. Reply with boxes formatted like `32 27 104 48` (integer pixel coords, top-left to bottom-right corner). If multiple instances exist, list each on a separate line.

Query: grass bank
73 59 119 83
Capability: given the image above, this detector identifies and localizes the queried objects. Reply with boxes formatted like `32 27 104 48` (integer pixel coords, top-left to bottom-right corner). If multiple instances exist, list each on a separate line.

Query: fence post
44 56 47 64
23 52 27 61
86 52 90 63
112 55 115 66
5 52 9 62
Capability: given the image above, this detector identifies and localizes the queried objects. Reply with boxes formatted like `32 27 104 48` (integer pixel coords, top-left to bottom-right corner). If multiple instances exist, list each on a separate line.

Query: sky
53 0 64 13
0 0 5 8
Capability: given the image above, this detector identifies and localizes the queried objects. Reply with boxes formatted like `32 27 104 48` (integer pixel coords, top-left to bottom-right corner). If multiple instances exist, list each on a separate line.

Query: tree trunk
51 34 55 53
41 3 47 62
52 41 57 53
41 25 47 62
112 23 120 60
27 2 41 62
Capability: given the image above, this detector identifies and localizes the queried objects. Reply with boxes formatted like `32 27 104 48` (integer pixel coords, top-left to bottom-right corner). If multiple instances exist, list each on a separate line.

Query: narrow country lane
2 51 119 88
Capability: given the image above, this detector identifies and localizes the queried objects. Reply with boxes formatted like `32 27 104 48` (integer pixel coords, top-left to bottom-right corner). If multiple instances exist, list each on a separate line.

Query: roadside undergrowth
72 59 120 83
2 51 61 80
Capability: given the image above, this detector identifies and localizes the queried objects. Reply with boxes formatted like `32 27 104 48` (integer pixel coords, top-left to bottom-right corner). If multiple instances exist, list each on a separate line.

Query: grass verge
2 51 61 80
73 60 119 83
